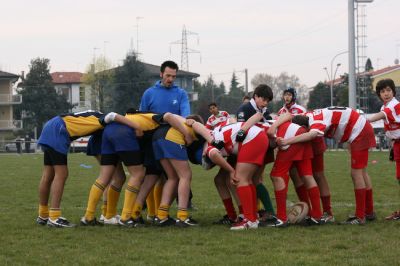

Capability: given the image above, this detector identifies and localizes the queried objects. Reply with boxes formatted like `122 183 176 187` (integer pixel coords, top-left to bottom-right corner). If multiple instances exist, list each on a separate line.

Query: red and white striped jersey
206 111 230 129
277 103 306 116
209 122 266 156
276 121 304 150
306 107 366 143
381 98 400 139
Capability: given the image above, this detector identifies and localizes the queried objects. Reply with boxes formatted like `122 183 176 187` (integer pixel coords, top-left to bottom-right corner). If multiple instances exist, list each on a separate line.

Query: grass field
1 151 400 265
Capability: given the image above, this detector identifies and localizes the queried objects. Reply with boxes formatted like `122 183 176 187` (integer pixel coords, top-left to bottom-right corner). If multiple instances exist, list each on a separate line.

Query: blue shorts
153 139 188 161
38 116 70 155
86 131 103 156
101 123 140 154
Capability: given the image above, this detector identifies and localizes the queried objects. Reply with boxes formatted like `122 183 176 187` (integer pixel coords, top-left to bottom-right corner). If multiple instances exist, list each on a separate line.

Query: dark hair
283 87 297 103
186 114 204 124
253 84 273 101
376 78 396 98
291 115 309 128
208 102 217 108
242 95 250 102
125 108 139 114
161 60 179 73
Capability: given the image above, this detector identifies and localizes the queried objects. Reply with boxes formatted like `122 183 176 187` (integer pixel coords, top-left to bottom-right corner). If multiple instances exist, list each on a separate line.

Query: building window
79 87 85 107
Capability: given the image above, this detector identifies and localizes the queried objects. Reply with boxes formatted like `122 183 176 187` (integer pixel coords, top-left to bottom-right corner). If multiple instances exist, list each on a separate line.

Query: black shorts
101 151 143 166
43 145 67 165
142 139 163 175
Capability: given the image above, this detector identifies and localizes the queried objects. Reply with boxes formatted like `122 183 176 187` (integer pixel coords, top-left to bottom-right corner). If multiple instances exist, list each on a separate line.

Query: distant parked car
5 138 37 152
70 137 89 153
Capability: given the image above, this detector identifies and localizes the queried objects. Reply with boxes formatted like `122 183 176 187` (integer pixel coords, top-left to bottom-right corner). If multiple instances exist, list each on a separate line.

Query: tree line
15 55 381 136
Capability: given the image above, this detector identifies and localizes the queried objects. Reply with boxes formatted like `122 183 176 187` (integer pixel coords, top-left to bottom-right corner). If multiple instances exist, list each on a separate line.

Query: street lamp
324 51 347 106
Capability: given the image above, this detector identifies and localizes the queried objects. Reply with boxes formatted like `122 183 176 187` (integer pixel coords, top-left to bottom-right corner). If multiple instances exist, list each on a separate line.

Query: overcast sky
1 0 399 89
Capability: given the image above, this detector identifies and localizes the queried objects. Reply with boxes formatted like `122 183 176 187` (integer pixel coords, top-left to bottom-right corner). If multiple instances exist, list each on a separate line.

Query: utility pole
244 68 248 95
170 25 201 71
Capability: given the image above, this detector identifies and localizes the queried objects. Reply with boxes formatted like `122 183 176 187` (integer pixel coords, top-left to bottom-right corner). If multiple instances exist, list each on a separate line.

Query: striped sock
106 185 121 219
157 205 170 220
49 208 61 221
177 208 189 221
38 204 49 218
85 180 106 221
121 184 140 221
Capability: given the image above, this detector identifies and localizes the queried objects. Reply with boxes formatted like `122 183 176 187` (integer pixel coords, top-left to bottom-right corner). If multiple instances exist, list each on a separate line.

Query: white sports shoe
103 215 121 225
99 214 105 223
230 219 259 230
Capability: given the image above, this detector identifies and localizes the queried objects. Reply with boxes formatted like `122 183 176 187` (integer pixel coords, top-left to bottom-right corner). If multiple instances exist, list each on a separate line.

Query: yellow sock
39 204 49 218
146 187 156 217
84 180 106 221
157 204 170 220
121 184 140 221
154 183 164 211
49 208 61 221
177 208 189 221
106 185 121 219
131 202 143 219
101 202 107 217
258 200 263 211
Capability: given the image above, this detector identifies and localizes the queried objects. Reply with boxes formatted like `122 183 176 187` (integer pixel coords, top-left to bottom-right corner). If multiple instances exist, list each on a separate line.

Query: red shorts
350 148 369 169
312 153 324 173
312 137 327 155
271 158 313 177
393 141 400 161
350 122 376 151
237 132 268 166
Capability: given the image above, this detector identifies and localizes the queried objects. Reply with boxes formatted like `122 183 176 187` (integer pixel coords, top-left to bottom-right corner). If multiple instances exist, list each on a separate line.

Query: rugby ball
287 202 309 224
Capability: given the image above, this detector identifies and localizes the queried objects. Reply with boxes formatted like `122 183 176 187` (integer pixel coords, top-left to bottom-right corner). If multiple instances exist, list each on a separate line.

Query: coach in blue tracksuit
139 60 194 220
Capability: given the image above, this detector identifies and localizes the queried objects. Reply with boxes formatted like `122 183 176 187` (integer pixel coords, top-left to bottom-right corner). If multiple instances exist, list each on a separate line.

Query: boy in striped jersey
267 114 323 227
368 79 400 220
278 107 376 225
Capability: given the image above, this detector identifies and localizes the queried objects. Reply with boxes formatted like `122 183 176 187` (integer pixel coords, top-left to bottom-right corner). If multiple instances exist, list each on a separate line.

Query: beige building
0 71 22 142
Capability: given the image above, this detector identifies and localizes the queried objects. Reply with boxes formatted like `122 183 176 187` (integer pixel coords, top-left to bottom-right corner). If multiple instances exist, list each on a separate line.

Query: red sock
274 188 287 222
250 184 258 216
222 198 237 220
365 189 374 215
296 184 310 204
354 188 366 219
296 184 310 213
308 186 322 219
236 186 257 222
396 161 400 179
320 195 332 215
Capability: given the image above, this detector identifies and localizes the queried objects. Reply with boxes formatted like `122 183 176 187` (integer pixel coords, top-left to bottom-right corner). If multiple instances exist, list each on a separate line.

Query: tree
217 72 245 114
251 71 308 112
105 53 151 114
307 82 331 109
16 58 72 135
82 55 114 111
192 75 226 120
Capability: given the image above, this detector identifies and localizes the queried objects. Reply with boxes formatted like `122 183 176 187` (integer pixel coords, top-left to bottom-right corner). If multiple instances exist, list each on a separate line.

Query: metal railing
0 120 23 130
0 94 22 104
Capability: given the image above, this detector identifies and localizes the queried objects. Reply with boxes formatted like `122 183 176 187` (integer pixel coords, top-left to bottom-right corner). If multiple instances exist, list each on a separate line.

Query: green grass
1 151 399 265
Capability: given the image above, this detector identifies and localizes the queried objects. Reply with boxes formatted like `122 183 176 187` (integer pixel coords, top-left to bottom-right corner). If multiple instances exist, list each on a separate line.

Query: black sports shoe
47 217 76 228
153 216 176 227
118 218 144 228
36 216 48 226
302 217 324 226
265 216 289 228
80 217 103 226
213 215 236 225
365 212 377 221
340 216 366 225
176 217 199 227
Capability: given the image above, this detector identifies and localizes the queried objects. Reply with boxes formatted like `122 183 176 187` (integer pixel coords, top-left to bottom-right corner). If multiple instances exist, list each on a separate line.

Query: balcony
0 94 22 105
0 120 23 130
